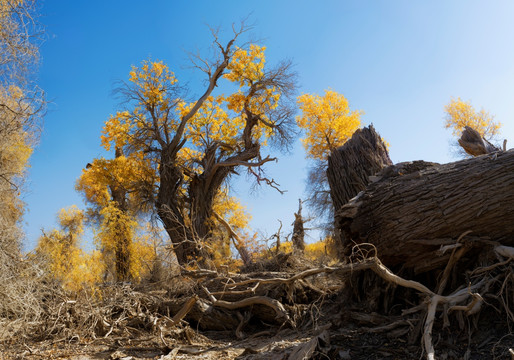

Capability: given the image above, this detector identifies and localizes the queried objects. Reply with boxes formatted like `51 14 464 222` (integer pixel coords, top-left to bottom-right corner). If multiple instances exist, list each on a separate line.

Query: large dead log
327 125 392 212
337 150 514 274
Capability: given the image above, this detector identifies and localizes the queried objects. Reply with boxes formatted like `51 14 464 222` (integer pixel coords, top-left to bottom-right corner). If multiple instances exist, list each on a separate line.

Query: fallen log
336 149 514 273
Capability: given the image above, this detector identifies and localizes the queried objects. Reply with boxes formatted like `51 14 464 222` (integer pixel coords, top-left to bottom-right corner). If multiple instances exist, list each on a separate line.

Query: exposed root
2 244 512 360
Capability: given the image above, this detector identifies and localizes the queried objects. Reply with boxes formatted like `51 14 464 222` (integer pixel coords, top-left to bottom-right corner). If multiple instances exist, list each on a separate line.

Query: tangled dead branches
0 242 512 359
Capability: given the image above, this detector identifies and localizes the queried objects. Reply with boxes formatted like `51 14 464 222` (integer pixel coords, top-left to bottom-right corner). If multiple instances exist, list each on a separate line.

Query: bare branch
213 211 252 265
248 166 285 194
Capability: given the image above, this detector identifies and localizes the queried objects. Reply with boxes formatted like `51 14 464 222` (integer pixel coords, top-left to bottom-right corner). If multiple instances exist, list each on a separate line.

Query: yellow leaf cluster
101 61 181 155
129 232 156 281
129 60 178 106
97 202 137 252
444 98 501 140
212 187 251 233
225 44 266 86
225 86 281 144
36 206 103 294
304 237 338 263
76 154 157 211
63 249 104 294
268 240 293 254
297 90 362 160
202 188 252 268
0 85 34 176
0 0 25 16
101 111 134 151
57 205 85 236
184 95 243 150
0 85 35 227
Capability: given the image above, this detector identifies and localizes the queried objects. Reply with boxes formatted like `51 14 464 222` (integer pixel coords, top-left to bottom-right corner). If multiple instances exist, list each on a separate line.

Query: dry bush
0 246 57 340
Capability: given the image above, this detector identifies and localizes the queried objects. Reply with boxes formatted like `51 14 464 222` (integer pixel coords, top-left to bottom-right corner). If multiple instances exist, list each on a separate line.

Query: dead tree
327 125 392 212
291 199 305 253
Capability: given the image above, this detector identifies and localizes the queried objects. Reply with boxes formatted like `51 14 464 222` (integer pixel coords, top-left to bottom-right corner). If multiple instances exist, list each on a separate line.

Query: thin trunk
114 229 130 281
291 199 305 253
108 147 131 282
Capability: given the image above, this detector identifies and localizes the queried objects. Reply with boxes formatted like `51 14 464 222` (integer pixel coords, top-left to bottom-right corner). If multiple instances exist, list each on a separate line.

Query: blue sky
23 1 514 250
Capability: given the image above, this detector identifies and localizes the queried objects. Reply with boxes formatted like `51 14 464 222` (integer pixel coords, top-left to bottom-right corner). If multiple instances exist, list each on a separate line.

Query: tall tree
100 27 297 266
76 148 156 281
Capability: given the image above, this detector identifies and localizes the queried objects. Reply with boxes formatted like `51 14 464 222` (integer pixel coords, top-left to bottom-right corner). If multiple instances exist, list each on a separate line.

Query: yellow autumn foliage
181 95 242 152
0 85 35 223
36 206 103 294
269 241 293 254
224 44 267 86
101 46 281 179
212 187 251 233
76 154 157 212
128 60 178 106
264 238 337 263
95 202 155 281
304 237 338 263
444 98 501 140
297 89 362 160
204 187 253 269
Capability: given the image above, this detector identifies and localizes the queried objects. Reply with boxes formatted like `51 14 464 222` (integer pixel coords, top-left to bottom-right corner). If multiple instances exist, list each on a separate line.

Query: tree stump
327 125 392 212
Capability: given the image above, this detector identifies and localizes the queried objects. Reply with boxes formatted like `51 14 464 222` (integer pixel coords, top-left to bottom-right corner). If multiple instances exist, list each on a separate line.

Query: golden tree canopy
444 98 501 140
296 89 362 160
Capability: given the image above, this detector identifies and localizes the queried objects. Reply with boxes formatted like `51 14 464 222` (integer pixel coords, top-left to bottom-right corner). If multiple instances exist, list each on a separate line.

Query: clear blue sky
23 0 514 251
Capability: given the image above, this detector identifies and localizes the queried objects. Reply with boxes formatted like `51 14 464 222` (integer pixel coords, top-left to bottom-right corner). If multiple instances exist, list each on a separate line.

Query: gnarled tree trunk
157 150 201 266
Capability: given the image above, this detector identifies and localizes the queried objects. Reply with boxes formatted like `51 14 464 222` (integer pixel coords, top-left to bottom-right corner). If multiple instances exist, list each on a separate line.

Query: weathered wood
327 125 392 212
336 150 514 273
458 126 500 156
159 297 240 330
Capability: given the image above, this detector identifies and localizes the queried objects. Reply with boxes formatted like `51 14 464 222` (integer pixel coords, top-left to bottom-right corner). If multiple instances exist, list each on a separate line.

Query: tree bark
336 150 514 274
327 125 392 212
157 150 201 266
